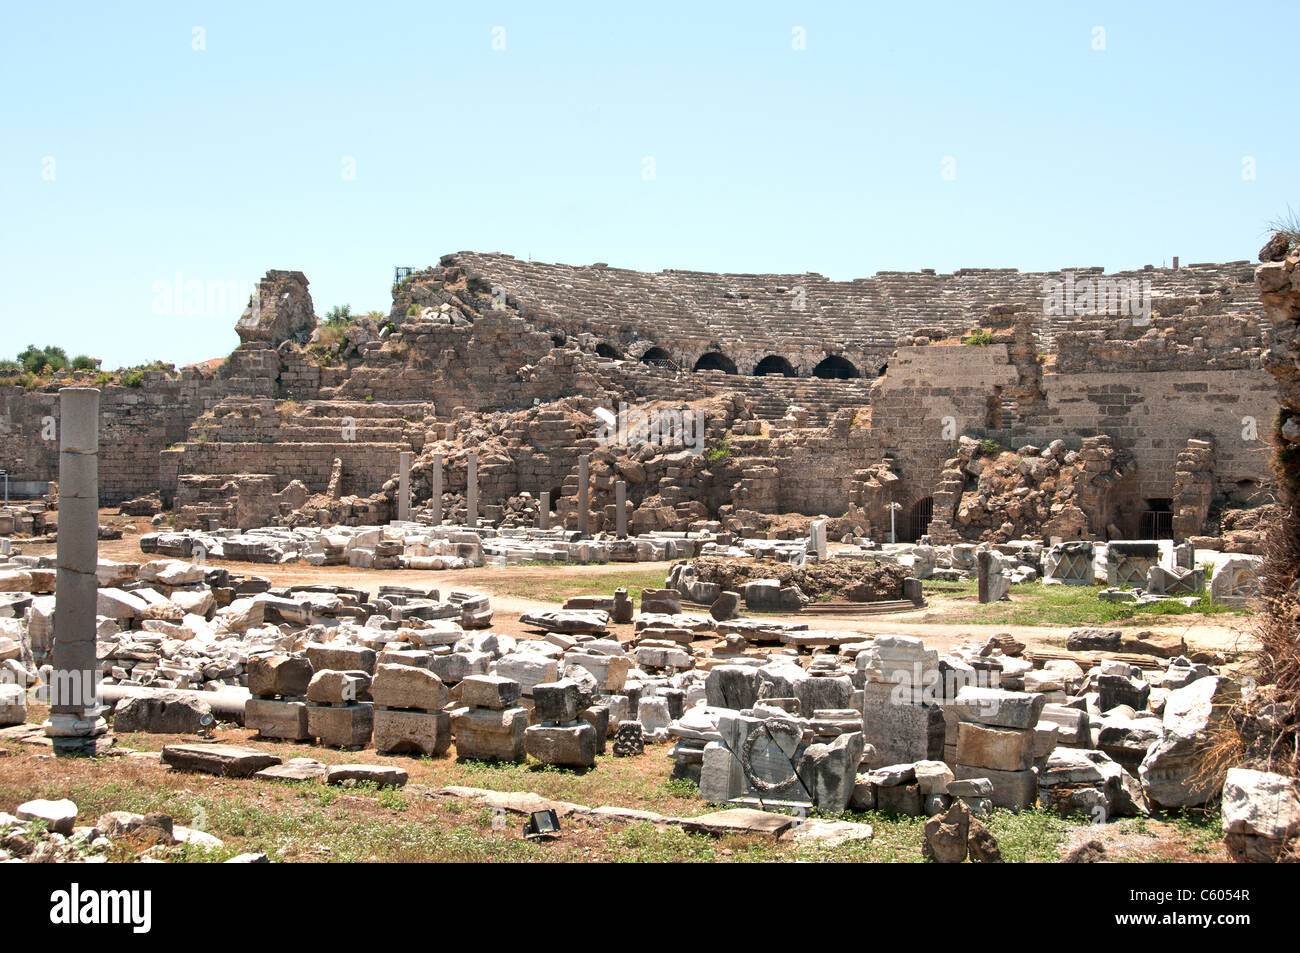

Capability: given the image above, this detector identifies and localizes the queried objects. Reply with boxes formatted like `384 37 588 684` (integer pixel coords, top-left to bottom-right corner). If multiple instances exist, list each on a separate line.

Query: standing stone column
431 452 444 525
466 451 478 528
809 518 828 559
46 388 106 753
539 491 550 531
615 480 628 539
397 451 412 522
577 454 590 538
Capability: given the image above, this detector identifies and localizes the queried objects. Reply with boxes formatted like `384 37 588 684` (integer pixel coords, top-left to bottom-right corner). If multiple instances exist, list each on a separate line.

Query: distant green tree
17 344 69 374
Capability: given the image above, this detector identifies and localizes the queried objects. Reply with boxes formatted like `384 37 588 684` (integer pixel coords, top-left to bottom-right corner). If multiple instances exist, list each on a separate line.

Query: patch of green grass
1159 806 1224 855
922 578 1249 626
605 822 722 861
982 807 1075 862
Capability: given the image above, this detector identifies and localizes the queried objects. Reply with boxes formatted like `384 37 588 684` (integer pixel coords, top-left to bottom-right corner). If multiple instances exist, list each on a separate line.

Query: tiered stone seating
169 398 432 498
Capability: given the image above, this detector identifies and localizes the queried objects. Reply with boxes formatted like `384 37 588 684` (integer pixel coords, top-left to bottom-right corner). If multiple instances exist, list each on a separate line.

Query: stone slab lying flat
16 798 78 834
161 743 281 777
255 758 328 782
589 805 671 824
779 818 874 846
434 786 587 817
325 764 408 788
679 808 795 837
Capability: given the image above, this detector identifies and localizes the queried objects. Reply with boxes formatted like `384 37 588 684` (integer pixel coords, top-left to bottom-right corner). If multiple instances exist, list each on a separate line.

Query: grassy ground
0 709 1226 862
923 579 1250 627
0 739 1081 862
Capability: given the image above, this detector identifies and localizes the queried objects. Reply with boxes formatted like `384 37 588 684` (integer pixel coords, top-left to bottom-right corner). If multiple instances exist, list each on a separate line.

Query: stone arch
753 355 797 377
903 495 933 543
812 355 859 379
640 346 675 367
595 342 622 359
693 351 738 374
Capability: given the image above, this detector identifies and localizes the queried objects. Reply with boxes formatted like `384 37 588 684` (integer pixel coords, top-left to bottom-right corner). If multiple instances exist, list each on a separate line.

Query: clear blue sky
2 1 1294 369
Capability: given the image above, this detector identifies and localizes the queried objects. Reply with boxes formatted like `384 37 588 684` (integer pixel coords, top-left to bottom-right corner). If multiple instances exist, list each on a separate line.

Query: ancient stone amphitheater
0 252 1275 545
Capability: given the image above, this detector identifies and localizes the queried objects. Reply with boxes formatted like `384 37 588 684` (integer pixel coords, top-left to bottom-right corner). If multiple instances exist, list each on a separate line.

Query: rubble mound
688 556 909 602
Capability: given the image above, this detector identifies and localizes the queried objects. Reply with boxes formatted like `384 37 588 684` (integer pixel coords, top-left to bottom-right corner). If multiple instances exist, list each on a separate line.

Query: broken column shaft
431 452 444 524
577 454 590 538
466 451 478 528
397 451 412 522
46 387 107 753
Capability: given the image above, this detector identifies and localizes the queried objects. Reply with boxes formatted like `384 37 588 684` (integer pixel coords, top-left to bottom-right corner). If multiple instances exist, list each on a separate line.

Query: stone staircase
164 398 433 500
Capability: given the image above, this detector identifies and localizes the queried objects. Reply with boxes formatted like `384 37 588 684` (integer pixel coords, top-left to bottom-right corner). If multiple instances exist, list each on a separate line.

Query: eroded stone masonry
0 253 1275 544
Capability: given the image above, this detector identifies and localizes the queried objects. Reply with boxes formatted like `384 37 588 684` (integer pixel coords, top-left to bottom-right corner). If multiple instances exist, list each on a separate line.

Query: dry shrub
1223 497 1300 777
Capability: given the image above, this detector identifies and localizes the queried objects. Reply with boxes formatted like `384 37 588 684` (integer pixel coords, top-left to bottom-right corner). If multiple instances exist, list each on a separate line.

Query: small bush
71 354 98 371
324 304 353 326
962 329 994 347
704 435 732 464
980 438 1001 457
121 370 144 388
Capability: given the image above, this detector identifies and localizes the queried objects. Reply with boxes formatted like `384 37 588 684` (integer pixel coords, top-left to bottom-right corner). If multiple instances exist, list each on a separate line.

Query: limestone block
307 703 374 748
450 705 528 762
525 722 597 768
245 698 310 741
373 708 452 756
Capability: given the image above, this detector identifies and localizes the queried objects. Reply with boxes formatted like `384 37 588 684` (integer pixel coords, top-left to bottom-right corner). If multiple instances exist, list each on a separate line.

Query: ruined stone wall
446 252 1259 379
0 375 255 505
822 338 1274 538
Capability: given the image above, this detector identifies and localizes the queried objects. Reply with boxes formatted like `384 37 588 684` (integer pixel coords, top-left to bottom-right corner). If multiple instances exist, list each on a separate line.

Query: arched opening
812 355 859 379
904 496 933 543
550 332 567 348
753 355 797 377
877 363 887 375
693 351 738 375
546 487 562 512
595 342 622 359
1140 499 1173 539
640 346 679 371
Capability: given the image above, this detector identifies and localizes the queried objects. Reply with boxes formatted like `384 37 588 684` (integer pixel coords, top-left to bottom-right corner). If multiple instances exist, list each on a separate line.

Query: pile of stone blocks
304 643 376 749
245 653 314 740
450 675 528 762
858 635 944 767
524 679 599 768
1036 746 1147 820
1138 675 1240 810
372 662 451 756
953 686 1045 810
